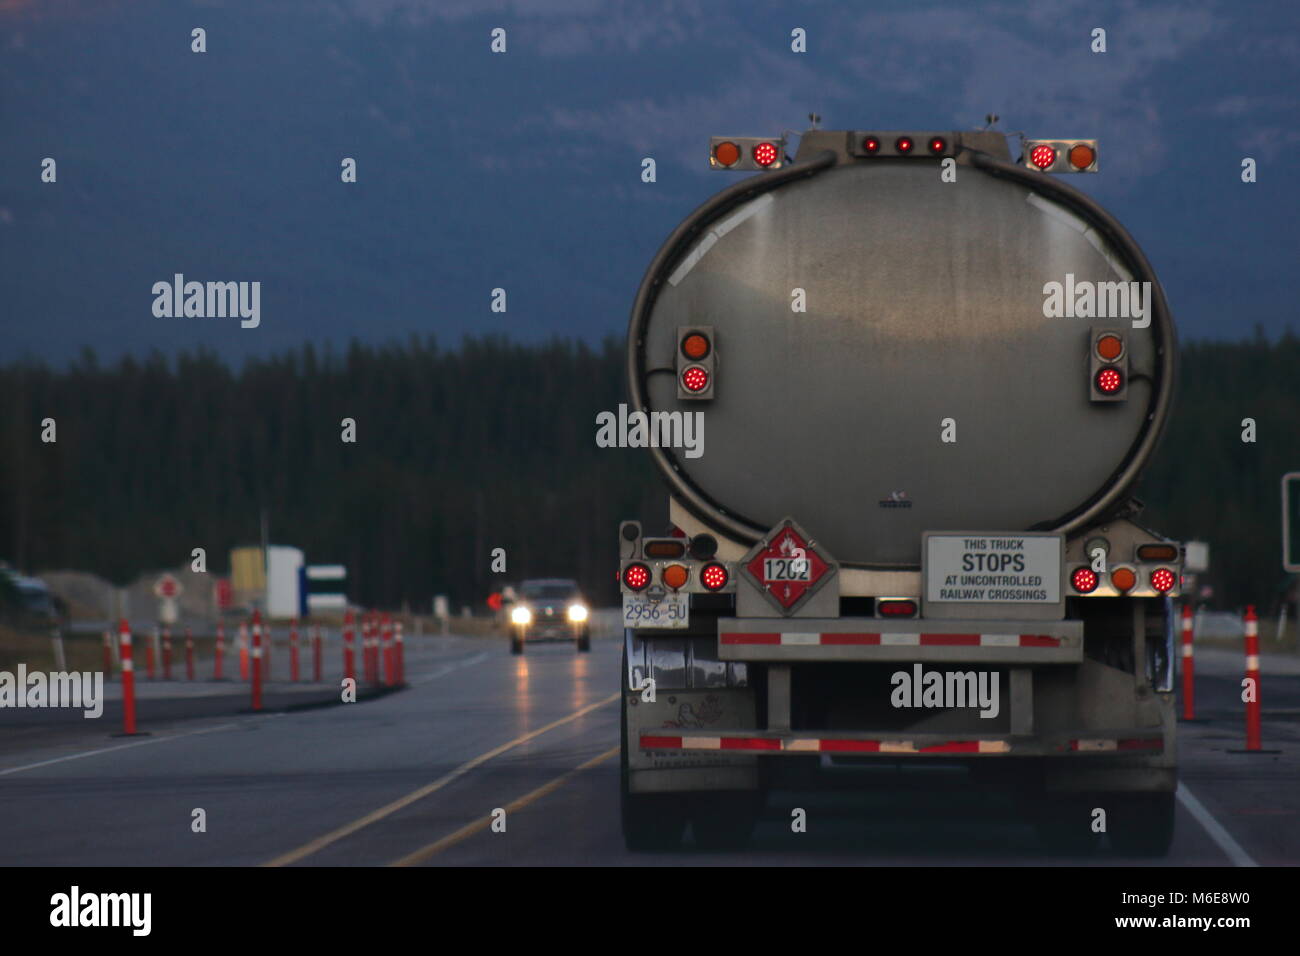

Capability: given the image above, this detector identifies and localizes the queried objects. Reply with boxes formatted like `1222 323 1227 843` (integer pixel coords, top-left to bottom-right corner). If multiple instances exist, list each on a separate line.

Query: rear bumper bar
639 728 1164 757
717 617 1083 663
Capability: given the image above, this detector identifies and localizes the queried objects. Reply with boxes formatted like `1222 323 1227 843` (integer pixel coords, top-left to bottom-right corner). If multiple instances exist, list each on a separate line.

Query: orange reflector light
1069 144 1096 169
662 564 689 590
713 141 740 167
681 333 711 360
1096 334 1123 361
1111 567 1136 592
1137 544 1179 562
644 539 686 559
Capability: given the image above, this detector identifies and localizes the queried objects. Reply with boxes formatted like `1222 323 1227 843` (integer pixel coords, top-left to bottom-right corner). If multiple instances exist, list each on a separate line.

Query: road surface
1 628 1296 866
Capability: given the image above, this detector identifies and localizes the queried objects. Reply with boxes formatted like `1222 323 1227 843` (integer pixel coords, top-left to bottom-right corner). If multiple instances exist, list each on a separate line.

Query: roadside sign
1284 473 1300 572
153 573 182 600
741 519 835 613
1184 541 1210 573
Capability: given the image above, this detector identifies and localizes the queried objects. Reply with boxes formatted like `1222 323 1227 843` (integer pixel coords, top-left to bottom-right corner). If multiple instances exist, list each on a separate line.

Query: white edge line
0 722 238 777
1176 782 1259 867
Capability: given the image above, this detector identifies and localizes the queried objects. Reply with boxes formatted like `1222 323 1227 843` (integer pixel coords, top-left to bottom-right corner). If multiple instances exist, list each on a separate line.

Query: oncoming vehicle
509 578 591 654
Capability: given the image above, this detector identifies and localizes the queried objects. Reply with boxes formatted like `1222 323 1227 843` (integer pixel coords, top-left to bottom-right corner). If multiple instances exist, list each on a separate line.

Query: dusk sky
1 0 1296 364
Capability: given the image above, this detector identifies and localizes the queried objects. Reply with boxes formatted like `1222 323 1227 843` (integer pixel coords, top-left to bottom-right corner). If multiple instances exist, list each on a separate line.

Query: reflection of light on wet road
571 652 589 708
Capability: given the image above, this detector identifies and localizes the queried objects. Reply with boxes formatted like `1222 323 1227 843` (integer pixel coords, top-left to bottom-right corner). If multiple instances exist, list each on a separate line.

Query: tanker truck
616 127 1181 855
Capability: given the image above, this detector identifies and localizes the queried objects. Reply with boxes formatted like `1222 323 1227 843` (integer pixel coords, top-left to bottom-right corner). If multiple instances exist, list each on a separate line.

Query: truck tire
1033 798 1102 856
510 635 524 655
1107 792 1175 857
620 647 685 851
577 629 591 653
690 792 762 850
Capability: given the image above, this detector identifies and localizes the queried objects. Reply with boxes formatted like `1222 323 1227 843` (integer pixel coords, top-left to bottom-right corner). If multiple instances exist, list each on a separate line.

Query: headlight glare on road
511 606 532 625
567 604 588 623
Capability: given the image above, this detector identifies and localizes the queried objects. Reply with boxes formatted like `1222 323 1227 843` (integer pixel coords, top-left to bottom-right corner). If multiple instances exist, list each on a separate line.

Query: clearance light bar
710 136 787 171
850 131 955 159
1023 139 1099 173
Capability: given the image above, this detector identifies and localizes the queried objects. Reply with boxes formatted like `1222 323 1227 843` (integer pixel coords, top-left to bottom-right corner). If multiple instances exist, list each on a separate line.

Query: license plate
623 593 689 629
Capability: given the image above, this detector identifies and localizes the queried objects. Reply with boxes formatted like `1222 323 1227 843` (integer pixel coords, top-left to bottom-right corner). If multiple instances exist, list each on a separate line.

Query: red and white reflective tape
720 632 1063 648
641 734 1012 754
641 734 1164 755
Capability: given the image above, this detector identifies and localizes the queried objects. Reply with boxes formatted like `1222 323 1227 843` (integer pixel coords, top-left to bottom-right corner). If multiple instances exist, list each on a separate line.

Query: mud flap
626 688 759 793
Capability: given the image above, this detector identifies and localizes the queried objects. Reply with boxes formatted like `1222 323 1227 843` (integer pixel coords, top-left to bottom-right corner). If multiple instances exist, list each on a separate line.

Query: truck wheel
577 629 591 653
691 792 762 850
1107 792 1175 857
620 683 685 851
1033 798 1102 856
510 635 524 655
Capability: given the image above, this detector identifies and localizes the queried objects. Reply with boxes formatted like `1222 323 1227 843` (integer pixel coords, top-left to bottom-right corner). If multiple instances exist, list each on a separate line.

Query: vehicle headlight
567 604 588 623
511 606 532 625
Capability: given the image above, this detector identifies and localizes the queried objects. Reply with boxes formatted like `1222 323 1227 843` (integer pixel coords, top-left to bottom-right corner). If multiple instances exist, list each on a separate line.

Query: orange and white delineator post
343 611 356 684
146 627 157 680
1181 603 1195 720
1244 605 1262 751
239 622 250 680
119 619 137 735
251 609 264 711
214 622 225 680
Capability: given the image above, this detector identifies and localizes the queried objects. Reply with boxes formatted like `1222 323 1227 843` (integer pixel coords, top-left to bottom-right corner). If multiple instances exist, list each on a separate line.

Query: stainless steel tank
628 132 1176 568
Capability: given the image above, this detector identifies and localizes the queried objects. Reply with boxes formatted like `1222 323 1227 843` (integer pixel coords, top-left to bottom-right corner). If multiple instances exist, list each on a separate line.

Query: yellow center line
389 746 619 866
262 692 619 867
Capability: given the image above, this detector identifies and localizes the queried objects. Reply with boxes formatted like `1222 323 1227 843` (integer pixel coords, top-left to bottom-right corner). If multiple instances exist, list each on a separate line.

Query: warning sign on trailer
924 533 1062 607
